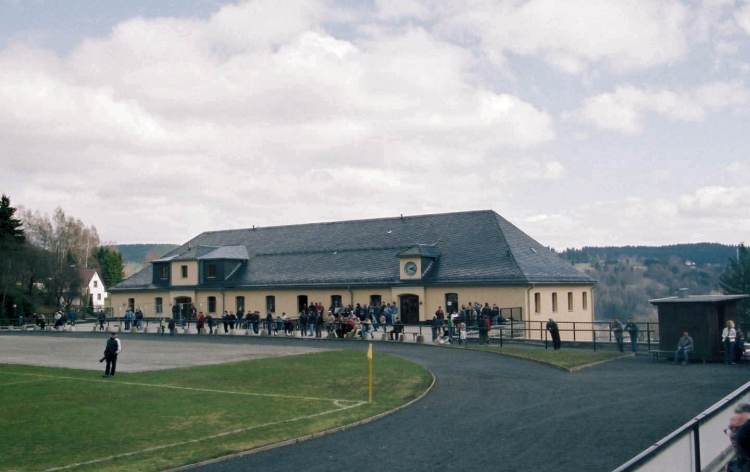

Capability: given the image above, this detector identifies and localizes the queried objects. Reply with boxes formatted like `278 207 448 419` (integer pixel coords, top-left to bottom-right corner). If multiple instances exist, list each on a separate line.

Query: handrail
612 379 750 471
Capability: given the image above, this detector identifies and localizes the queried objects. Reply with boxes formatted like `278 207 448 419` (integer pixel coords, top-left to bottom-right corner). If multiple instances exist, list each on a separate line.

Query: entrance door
297 295 308 313
174 296 192 321
400 294 420 324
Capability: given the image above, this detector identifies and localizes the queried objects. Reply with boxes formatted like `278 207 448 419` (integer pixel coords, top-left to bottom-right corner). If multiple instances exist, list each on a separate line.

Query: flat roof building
110 210 596 327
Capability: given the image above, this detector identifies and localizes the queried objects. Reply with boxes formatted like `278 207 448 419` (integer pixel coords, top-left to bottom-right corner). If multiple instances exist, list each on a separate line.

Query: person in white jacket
722 320 737 365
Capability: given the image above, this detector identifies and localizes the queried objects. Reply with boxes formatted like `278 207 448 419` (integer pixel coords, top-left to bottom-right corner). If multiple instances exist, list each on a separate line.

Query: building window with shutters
266 295 275 314
208 296 217 313
568 292 573 311
552 292 558 312
331 295 342 309
181 265 188 278
206 263 217 279
534 293 541 313
155 297 163 314
582 292 588 310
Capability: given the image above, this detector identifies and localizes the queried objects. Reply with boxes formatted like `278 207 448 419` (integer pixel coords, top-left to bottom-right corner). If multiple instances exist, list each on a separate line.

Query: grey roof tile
113 210 595 290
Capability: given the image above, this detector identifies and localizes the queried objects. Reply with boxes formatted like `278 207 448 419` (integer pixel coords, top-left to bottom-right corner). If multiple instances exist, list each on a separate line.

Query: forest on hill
560 243 738 321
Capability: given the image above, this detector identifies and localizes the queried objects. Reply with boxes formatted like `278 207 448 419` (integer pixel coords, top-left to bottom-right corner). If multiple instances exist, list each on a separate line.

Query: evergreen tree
720 244 750 323
94 246 125 288
0 194 25 244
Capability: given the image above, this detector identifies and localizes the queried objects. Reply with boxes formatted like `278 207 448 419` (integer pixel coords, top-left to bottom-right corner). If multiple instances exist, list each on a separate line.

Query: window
552 293 558 312
158 265 169 280
155 297 163 314
128 298 135 310
208 296 217 313
582 292 588 310
181 265 188 278
568 292 573 311
97 293 101 301
445 293 458 314
265 295 276 314
331 295 342 308
370 295 382 306
236 296 245 314
534 293 541 313
93 280 98 288
206 263 217 279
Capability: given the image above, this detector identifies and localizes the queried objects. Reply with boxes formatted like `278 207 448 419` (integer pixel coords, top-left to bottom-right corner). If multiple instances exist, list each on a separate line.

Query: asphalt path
180 336 749 472
2 333 748 471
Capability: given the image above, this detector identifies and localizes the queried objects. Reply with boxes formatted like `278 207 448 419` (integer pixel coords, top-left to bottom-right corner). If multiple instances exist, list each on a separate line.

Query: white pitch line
44 399 367 472
0 371 359 404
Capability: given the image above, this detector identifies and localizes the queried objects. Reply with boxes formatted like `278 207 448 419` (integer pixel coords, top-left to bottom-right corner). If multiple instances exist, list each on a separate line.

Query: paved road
170 336 748 472
2 333 748 471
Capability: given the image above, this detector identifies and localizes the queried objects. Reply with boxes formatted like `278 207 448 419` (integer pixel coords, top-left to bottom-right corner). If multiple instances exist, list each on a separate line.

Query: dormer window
181 265 188 278
158 265 169 280
206 263 217 279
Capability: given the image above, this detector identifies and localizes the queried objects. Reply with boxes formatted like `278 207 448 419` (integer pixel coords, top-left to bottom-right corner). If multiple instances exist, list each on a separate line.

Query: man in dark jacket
546 318 561 350
102 332 121 377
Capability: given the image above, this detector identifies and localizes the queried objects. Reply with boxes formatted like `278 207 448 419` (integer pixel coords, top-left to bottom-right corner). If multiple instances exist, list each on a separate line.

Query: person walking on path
546 318 561 350
610 319 625 353
674 331 694 365
624 320 639 353
102 332 121 377
722 320 738 365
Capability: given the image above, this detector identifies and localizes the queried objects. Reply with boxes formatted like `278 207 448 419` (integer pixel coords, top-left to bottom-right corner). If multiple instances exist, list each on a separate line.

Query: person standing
102 332 121 377
546 318 561 350
674 331 694 365
168 318 176 336
611 319 625 353
624 319 639 353
722 320 738 365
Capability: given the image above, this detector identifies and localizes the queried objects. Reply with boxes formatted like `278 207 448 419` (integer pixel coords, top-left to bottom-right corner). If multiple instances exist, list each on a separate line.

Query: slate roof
398 244 441 258
650 294 749 304
112 210 595 291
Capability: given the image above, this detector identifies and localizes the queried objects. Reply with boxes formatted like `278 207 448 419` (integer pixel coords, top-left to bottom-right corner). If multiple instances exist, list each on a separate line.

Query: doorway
297 295 308 313
174 296 192 321
400 294 420 324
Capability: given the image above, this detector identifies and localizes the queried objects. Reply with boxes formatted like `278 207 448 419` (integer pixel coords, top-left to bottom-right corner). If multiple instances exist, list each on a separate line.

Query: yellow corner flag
367 343 373 403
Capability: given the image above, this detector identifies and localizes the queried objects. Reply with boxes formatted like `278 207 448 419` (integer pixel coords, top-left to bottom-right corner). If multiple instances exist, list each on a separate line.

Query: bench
649 350 673 361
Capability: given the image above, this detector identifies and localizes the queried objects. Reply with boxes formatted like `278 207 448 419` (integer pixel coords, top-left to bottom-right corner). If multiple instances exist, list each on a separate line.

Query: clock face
404 261 418 276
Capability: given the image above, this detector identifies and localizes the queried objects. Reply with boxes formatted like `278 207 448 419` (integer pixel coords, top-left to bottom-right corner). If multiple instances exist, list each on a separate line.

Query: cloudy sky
1 0 749 248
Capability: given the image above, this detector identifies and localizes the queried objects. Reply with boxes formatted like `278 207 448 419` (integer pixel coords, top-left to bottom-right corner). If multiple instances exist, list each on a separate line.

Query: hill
560 243 737 321
113 244 179 264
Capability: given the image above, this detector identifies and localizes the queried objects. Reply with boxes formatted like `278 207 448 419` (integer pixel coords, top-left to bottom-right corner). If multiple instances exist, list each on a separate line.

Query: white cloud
678 186 750 217
571 81 750 134
735 2 750 34
0 0 556 243
433 0 689 74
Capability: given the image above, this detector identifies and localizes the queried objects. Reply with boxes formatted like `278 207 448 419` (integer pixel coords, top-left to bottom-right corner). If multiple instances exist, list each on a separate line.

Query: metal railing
612 380 750 472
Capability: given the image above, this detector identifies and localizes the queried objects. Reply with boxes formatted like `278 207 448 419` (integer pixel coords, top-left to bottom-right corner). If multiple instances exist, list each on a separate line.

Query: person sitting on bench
674 331 694 365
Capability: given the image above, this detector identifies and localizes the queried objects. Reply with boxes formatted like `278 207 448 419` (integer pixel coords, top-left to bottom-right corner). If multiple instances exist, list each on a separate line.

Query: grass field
0 350 432 472
471 344 629 369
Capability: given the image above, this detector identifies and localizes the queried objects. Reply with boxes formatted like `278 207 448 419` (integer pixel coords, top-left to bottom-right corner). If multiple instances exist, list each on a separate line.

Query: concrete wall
171 261 198 286
112 284 595 331
526 286 595 341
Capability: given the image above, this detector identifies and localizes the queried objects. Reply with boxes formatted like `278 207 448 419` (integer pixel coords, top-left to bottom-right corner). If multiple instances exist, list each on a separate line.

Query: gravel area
0 334 328 372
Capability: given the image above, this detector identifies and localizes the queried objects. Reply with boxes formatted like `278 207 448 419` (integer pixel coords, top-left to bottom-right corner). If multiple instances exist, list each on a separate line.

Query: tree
720 244 750 323
0 194 25 244
0 194 27 320
94 247 124 289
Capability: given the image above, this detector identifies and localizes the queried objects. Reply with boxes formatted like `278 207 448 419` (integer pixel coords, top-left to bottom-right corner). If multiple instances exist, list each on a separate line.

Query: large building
110 210 596 326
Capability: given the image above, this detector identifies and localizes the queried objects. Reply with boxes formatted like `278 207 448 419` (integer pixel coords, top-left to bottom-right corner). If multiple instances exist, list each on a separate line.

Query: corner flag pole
367 343 373 403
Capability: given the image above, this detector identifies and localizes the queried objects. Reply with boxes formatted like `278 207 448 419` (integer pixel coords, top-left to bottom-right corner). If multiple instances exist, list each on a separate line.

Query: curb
567 353 635 372
166 369 437 471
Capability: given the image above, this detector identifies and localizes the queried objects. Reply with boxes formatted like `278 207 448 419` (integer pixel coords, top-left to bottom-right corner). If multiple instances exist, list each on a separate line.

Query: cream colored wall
527 285 595 341
399 257 421 280
424 286 527 318
171 261 198 286
111 284 595 330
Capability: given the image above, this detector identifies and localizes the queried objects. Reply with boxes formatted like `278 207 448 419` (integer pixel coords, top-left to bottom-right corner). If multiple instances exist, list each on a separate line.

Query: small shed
650 294 749 362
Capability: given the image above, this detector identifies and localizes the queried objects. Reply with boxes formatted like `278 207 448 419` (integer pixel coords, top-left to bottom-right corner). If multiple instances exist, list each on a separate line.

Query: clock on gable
404 261 418 276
